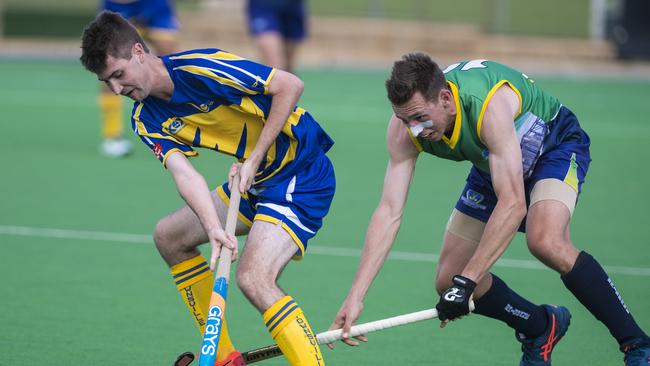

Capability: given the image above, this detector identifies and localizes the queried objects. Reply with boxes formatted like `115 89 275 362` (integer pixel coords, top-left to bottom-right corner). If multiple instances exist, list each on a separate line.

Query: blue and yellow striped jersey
131 48 334 186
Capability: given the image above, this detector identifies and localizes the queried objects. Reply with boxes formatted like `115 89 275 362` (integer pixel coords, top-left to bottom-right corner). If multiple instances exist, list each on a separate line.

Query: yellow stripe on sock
264 296 299 338
171 256 235 361
263 296 324 366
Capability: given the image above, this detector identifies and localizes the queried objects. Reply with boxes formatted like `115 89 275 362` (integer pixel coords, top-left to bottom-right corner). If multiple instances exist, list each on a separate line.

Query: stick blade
174 352 195 366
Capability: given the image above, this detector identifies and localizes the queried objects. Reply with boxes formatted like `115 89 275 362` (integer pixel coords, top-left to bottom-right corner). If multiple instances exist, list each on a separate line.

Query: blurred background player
97 0 179 157
81 11 334 366
246 0 307 73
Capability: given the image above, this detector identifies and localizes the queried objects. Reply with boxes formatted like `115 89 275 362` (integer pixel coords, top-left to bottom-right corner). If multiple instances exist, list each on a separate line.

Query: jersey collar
442 80 462 149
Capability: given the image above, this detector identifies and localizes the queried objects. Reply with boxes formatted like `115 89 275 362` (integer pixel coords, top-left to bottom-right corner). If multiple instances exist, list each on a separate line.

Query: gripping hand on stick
327 298 369 348
435 275 476 328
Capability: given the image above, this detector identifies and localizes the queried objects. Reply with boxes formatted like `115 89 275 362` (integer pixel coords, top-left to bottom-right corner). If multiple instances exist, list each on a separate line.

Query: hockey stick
242 303 474 364
196 174 241 366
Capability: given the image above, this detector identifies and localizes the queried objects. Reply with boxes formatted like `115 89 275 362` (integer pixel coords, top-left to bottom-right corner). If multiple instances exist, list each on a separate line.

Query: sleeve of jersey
132 112 198 168
172 51 276 100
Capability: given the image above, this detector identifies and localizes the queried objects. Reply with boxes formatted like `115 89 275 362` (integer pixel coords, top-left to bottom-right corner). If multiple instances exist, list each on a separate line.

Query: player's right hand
207 227 238 270
327 299 368 349
436 275 476 327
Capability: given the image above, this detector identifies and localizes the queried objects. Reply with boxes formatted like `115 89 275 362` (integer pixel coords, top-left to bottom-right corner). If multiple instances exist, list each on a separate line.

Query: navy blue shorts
455 106 591 232
217 153 335 259
102 0 178 31
247 0 307 40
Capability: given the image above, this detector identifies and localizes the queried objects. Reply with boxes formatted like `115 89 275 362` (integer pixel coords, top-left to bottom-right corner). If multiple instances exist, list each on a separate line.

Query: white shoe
100 138 133 158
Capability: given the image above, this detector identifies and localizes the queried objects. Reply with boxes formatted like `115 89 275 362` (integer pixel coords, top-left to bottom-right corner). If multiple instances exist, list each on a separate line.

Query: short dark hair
80 11 149 74
385 53 447 106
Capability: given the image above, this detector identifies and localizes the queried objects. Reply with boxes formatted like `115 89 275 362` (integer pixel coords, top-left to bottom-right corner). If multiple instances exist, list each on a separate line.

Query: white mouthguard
410 120 434 137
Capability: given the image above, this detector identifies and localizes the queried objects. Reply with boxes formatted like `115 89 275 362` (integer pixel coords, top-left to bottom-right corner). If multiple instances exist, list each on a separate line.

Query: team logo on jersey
461 189 487 210
167 118 185 134
152 143 163 159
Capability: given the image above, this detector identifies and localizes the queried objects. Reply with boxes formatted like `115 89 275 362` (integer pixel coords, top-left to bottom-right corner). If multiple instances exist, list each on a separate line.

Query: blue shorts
455 106 591 232
102 0 179 31
217 153 335 259
247 0 307 40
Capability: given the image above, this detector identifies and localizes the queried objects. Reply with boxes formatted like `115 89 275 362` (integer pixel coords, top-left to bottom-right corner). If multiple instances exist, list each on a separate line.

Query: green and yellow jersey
408 60 561 176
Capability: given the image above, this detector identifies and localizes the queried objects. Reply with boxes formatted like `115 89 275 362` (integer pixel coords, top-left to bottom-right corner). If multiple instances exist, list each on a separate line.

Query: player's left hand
227 163 242 191
237 159 260 193
436 275 476 327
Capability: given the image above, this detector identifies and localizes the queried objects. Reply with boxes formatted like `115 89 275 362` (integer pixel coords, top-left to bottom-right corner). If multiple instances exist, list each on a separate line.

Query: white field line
2 225 650 277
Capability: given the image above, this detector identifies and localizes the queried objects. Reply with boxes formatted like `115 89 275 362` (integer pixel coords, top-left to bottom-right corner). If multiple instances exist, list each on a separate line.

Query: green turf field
1 59 649 366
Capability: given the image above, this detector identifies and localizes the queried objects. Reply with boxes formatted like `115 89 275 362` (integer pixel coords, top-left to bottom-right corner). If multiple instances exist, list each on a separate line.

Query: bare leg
439 210 549 338
525 199 579 274
284 40 300 74
150 37 177 56
236 220 297 311
527 194 648 348
153 189 250 266
435 230 492 297
255 32 287 71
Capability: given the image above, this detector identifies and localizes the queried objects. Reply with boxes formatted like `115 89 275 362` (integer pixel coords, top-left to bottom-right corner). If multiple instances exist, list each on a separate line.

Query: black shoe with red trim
622 337 650 366
516 304 572 366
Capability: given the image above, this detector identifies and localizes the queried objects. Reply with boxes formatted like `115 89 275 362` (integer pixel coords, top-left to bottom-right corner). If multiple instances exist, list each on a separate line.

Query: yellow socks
98 93 123 139
263 296 324 366
171 256 235 360
172 258 324 365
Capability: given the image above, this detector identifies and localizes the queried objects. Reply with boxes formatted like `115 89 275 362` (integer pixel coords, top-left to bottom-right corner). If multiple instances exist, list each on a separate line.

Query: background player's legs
153 190 249 362
284 40 299 74
526 192 649 354
98 84 131 158
237 220 324 365
254 32 289 71
436 209 549 339
145 26 178 56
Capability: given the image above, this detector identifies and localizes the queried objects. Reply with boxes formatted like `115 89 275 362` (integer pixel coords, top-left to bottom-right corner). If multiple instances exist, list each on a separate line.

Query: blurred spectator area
2 0 647 69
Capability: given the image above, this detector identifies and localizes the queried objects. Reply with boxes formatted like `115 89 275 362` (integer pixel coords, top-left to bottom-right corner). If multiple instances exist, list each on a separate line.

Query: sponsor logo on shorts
461 189 487 210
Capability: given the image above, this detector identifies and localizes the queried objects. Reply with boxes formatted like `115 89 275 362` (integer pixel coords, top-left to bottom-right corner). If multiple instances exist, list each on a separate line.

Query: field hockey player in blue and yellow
81 11 333 366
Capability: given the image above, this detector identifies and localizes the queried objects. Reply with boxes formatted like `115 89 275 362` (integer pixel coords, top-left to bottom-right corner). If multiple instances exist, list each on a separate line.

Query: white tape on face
409 120 433 137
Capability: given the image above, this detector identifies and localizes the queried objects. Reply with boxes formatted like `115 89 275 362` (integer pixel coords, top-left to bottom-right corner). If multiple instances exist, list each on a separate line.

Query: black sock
474 274 548 338
561 251 647 346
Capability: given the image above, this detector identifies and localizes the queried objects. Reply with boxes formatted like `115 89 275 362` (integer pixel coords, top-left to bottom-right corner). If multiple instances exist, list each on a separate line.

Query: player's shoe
621 337 650 365
215 351 246 366
516 304 571 366
99 138 133 158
